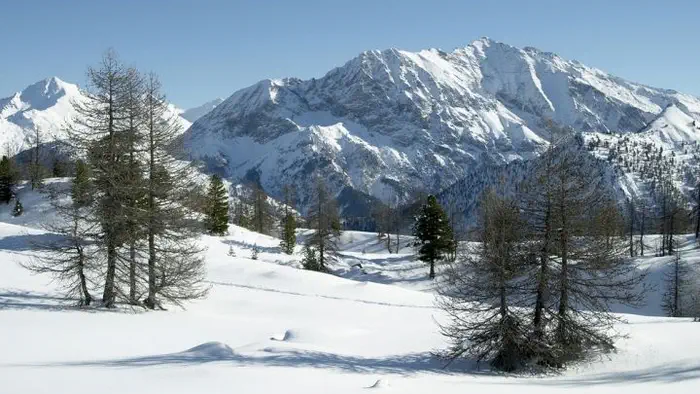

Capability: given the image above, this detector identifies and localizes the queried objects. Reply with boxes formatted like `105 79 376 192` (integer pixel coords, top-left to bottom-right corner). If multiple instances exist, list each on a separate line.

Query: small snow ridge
183 342 234 358
366 379 390 389
270 329 301 342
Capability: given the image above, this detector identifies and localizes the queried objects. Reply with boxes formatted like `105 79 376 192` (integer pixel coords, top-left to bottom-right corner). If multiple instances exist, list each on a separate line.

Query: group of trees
438 138 648 371
25 51 207 309
302 179 341 272
203 175 337 272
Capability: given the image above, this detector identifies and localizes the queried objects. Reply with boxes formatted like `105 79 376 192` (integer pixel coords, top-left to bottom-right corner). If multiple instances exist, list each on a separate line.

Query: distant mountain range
181 37 700 214
4 38 700 221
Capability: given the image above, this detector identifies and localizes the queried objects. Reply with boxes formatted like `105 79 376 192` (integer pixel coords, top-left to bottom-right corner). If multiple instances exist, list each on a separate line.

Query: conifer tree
141 73 207 308
413 195 452 279
544 138 645 363
301 244 319 271
26 126 44 190
251 184 273 234
438 190 532 371
662 252 692 317
72 160 92 207
306 178 340 272
52 157 68 177
121 67 146 305
205 174 229 235
12 199 23 217
66 50 131 308
23 162 98 306
0 155 16 204
279 185 297 255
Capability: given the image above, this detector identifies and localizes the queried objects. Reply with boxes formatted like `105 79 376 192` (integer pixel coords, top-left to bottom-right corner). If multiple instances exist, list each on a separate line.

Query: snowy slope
2 184 700 393
180 98 224 122
0 77 191 154
183 38 700 212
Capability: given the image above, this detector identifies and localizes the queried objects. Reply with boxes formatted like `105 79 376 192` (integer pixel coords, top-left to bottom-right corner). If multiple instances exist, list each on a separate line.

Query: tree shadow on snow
496 362 700 386
0 290 141 314
0 233 66 252
30 348 481 376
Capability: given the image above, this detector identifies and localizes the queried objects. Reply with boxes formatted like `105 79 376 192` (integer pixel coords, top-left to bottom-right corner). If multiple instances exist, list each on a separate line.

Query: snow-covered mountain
0 77 191 155
183 38 700 213
181 98 224 122
439 106 700 228
0 77 83 152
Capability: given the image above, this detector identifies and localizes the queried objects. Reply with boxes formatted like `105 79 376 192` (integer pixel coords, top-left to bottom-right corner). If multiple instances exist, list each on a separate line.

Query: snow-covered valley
1 182 700 393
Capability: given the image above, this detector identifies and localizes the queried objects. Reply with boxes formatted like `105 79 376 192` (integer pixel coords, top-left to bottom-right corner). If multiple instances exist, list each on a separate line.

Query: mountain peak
18 76 79 111
639 103 699 145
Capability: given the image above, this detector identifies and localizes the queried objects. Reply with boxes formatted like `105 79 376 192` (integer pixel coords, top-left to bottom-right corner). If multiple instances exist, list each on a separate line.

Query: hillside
1 182 700 393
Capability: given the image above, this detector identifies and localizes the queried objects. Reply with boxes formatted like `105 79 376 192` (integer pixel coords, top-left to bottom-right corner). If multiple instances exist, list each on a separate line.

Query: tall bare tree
23 160 98 306
141 73 208 309
66 49 131 308
26 126 45 190
438 190 532 371
306 177 341 272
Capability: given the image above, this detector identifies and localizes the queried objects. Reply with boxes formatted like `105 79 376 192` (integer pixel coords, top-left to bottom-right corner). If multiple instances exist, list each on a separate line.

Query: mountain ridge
183 37 700 213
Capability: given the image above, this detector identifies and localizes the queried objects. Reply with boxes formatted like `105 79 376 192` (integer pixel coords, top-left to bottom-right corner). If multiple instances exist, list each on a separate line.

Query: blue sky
2 0 699 108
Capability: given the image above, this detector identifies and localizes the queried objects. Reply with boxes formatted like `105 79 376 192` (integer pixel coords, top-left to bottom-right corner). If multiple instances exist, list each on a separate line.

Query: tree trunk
674 256 680 317
429 259 435 279
533 217 550 338
146 232 156 309
78 251 91 306
640 207 645 257
129 243 137 304
145 99 157 310
557 195 569 344
103 242 117 308
629 200 634 257
668 211 675 255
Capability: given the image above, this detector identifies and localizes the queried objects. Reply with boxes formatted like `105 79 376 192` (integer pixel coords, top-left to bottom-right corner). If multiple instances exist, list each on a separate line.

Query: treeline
24 50 207 309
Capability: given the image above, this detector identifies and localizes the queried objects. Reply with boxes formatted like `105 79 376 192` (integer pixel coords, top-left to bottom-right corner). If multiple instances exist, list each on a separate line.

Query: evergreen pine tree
205 174 229 235
279 185 297 255
413 195 452 279
301 244 319 271
0 155 16 204
12 199 23 217
52 158 68 177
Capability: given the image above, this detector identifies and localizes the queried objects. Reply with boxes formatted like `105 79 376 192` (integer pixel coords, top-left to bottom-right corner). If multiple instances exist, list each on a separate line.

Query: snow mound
366 379 390 389
182 342 234 358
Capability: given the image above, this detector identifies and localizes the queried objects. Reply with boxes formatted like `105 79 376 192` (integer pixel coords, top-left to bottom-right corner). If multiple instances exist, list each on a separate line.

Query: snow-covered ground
1 183 700 393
